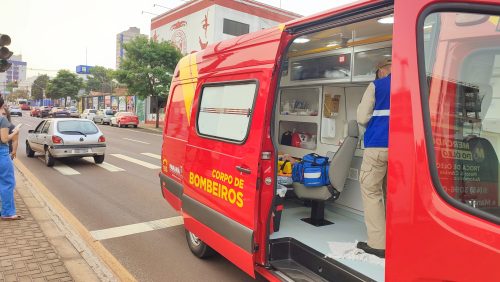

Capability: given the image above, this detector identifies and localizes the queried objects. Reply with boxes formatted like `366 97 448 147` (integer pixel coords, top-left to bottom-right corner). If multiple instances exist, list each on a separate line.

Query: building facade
116 27 143 68
150 0 301 55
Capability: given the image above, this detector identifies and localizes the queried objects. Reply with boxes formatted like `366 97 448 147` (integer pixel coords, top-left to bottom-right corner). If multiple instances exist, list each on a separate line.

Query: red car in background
30 107 40 117
110 112 139 128
20 103 31 111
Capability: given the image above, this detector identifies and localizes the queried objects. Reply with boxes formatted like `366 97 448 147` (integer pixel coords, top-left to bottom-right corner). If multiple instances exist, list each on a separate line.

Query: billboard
76 65 93 74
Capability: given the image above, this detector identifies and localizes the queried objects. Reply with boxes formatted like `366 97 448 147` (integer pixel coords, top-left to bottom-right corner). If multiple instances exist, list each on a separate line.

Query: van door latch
236 166 251 174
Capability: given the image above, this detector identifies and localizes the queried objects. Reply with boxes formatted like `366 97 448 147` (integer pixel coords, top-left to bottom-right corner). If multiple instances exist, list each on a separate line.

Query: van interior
269 12 394 282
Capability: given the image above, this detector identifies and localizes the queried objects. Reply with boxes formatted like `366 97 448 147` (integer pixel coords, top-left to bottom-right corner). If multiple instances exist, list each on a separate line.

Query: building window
223 18 250 36
420 10 500 222
197 82 257 142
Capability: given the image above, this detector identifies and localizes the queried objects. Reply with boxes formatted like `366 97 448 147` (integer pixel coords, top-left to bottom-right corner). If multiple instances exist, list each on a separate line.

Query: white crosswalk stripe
90 216 183 241
110 154 160 169
141 153 161 160
82 158 125 172
52 163 80 175
123 138 150 144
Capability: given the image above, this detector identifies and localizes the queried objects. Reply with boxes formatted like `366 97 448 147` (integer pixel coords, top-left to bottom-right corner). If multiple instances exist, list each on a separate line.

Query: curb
14 159 137 282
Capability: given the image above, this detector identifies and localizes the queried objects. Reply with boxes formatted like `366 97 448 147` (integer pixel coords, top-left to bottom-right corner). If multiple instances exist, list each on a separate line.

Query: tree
6 81 18 92
85 66 116 93
115 36 182 128
31 74 49 100
6 89 29 102
46 70 83 106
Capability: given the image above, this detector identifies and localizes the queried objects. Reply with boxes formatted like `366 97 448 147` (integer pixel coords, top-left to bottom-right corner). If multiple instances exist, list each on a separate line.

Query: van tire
185 229 215 258
94 154 105 164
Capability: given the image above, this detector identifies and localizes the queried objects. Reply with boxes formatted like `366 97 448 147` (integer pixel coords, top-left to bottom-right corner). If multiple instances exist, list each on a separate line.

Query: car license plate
73 149 90 154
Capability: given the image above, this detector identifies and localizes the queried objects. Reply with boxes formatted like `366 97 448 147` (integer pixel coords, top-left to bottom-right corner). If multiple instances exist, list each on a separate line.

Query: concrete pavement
0 168 104 282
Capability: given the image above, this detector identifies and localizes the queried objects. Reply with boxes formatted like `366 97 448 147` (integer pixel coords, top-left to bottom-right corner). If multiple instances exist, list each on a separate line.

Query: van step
269 238 375 282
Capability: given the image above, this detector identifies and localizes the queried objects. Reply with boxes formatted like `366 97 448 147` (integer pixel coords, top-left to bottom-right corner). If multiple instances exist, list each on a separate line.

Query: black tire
93 154 105 164
26 142 35 158
45 148 55 167
133 125 138 128
185 229 215 258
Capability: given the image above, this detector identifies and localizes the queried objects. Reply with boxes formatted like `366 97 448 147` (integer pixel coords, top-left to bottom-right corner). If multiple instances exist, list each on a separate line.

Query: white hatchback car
26 118 106 166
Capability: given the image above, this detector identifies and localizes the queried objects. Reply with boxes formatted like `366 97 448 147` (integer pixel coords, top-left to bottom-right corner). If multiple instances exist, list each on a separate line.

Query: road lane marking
123 138 150 144
141 153 161 160
82 158 125 172
90 216 184 241
53 163 81 175
110 154 160 169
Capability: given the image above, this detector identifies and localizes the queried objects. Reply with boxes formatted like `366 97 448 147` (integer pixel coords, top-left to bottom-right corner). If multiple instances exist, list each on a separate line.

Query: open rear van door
180 28 288 277
389 0 500 280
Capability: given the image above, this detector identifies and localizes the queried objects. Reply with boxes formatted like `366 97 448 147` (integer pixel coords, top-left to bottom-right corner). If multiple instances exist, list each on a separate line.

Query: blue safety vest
364 74 391 148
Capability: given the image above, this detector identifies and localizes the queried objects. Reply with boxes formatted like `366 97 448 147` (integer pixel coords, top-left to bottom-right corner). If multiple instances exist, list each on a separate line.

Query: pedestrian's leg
0 155 16 217
360 148 388 249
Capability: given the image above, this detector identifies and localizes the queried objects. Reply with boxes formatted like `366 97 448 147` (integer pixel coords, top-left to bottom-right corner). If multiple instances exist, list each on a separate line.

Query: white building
150 0 301 55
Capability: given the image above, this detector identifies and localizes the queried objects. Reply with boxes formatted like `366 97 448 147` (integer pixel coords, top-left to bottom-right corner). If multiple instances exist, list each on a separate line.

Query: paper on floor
326 241 385 267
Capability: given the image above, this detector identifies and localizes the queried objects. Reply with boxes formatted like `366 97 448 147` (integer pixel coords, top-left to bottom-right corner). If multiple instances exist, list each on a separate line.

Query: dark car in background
49 107 71 118
39 106 51 118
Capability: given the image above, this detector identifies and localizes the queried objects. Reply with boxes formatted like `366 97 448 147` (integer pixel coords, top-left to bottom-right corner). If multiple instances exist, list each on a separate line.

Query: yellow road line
14 159 137 282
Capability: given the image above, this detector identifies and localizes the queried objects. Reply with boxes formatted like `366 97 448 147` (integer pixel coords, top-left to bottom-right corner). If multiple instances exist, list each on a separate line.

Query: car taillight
52 135 63 144
98 135 106 142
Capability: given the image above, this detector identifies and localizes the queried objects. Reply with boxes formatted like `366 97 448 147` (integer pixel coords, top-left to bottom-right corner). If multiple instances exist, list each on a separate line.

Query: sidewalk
0 170 101 282
138 122 163 133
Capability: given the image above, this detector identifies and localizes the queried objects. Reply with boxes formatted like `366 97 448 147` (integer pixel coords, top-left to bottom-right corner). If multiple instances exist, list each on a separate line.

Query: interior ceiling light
378 16 394 24
294 37 310 44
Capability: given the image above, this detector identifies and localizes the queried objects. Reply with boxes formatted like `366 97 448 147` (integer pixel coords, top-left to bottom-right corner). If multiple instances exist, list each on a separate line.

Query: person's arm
0 118 19 143
11 133 19 159
357 82 376 127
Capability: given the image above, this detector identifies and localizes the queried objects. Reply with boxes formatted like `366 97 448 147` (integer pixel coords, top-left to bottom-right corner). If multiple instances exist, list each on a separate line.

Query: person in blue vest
356 59 391 258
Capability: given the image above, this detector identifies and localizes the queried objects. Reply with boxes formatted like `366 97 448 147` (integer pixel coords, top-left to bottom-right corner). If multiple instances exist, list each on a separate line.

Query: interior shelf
279 115 319 123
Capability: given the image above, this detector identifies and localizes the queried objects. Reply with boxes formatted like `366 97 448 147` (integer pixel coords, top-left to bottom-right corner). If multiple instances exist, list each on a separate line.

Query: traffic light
0 34 12 72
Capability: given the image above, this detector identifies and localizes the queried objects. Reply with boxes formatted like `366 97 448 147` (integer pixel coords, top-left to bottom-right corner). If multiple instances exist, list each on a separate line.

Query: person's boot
356 242 385 258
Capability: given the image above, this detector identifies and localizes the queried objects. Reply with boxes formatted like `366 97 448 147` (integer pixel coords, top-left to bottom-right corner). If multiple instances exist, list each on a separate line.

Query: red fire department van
160 0 500 281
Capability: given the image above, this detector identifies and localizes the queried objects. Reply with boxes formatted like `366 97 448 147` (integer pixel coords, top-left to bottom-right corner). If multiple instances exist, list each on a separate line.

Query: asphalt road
12 112 259 282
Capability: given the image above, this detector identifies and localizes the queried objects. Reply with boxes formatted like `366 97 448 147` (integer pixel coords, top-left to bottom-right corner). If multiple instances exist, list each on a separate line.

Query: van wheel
45 149 55 167
26 142 35 158
185 229 215 258
94 155 105 164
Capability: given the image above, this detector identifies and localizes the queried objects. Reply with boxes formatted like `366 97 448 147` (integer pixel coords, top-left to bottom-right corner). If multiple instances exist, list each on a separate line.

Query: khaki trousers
360 148 388 249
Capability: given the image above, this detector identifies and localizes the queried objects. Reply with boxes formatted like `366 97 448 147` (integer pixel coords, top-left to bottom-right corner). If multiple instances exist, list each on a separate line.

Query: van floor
270 199 384 282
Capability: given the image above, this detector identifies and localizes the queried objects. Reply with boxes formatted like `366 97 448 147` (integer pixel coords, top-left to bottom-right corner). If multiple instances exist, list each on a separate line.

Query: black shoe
356 241 385 258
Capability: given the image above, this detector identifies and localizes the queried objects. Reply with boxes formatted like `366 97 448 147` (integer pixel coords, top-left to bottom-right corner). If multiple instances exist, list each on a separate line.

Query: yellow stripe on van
178 53 199 125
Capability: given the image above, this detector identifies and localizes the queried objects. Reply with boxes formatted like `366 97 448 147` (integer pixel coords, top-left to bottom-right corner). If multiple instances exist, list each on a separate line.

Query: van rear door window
420 10 500 222
197 82 257 143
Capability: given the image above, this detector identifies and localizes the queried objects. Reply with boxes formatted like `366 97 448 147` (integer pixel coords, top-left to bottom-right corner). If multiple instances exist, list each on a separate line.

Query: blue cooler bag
292 153 330 187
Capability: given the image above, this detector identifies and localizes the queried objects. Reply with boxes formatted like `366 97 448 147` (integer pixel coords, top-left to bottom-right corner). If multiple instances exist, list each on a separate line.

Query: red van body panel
387 1 500 281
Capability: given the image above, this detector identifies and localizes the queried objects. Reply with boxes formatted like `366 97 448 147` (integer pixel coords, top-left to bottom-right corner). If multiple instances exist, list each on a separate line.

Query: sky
1 0 357 78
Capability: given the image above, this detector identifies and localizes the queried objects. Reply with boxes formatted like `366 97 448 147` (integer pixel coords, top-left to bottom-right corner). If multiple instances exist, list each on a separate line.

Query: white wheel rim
188 232 201 246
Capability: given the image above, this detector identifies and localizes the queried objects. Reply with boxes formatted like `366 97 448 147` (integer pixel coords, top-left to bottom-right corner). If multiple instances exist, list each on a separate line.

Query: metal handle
236 166 251 174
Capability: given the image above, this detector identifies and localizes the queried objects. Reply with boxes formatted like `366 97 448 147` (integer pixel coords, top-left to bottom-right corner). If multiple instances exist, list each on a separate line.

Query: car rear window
105 110 114 115
57 120 99 135
89 110 97 114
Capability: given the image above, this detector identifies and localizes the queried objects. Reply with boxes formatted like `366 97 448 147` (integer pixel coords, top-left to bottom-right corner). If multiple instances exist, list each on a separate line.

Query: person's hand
10 152 16 159
12 128 19 135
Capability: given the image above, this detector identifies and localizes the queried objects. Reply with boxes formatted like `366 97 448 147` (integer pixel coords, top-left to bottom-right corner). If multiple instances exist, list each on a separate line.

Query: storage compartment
280 87 320 116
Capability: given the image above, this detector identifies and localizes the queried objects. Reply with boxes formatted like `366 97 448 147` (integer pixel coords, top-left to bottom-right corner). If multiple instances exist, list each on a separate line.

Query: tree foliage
6 89 29 102
86 66 116 93
46 70 83 100
115 36 182 127
31 74 50 100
